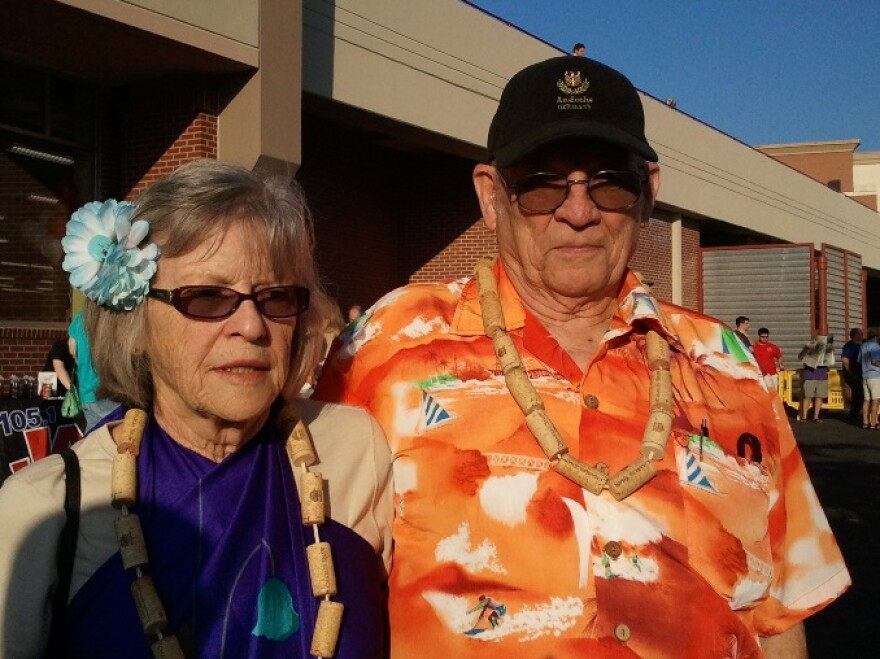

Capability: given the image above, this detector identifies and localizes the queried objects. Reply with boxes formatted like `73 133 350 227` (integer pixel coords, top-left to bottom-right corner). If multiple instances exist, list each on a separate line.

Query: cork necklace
473 259 673 500
110 408 344 658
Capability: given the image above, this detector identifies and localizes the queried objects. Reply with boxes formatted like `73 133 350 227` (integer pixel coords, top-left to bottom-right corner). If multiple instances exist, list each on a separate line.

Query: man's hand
759 622 807 658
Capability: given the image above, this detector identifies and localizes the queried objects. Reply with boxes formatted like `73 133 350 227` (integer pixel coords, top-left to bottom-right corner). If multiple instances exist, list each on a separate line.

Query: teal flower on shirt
61 200 159 310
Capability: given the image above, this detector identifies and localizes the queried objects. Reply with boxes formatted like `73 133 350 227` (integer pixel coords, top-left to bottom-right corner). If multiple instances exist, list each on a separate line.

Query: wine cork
131 576 168 634
479 294 506 339
285 419 317 468
505 367 544 415
640 410 673 459
524 410 567 460
645 331 670 370
648 369 674 413
118 409 147 454
115 440 139 455
310 600 344 658
554 455 607 494
492 333 522 373
115 513 149 570
151 635 185 659
111 451 138 508
301 471 326 525
608 456 656 501
473 260 499 295
307 542 338 597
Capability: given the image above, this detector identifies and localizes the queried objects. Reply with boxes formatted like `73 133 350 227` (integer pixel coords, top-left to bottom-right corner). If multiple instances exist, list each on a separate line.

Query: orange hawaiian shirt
316 259 850 658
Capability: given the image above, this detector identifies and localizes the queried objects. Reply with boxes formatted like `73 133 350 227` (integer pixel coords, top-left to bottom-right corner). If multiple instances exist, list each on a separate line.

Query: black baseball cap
487 56 658 168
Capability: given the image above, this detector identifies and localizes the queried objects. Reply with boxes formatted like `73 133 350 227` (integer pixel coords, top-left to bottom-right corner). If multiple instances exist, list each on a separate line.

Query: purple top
802 366 828 381
60 408 385 658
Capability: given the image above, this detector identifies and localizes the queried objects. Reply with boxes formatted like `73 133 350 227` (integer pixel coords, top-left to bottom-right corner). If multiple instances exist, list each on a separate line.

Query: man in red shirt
754 327 784 392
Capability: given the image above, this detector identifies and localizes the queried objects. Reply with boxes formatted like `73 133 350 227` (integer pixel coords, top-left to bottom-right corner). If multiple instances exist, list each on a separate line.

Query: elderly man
316 56 849 658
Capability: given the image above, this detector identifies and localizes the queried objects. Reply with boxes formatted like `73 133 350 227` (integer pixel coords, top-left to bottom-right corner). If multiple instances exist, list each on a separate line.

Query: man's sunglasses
147 285 309 320
501 169 647 214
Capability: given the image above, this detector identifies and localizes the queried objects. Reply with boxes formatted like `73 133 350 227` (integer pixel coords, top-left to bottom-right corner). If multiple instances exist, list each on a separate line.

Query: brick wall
410 220 496 282
681 219 700 311
0 328 64 381
3 75 220 378
629 216 701 312
299 114 482 312
114 78 219 199
630 217 673 302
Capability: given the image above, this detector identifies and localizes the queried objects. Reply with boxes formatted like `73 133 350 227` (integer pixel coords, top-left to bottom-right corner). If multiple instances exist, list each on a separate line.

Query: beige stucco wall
648 99 880 268
854 152 880 212
218 0 303 173
122 0 259 47
302 0 560 150
60 0 259 65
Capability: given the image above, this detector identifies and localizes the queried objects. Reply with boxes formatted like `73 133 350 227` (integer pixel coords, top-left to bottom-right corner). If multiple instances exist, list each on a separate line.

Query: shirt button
614 623 632 642
583 393 600 409
604 540 622 559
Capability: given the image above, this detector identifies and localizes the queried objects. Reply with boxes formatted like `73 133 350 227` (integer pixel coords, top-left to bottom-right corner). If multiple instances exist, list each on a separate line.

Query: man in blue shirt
859 327 880 429
841 328 863 421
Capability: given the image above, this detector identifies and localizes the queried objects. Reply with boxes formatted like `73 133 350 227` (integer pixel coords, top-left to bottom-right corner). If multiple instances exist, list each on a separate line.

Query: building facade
1 0 879 378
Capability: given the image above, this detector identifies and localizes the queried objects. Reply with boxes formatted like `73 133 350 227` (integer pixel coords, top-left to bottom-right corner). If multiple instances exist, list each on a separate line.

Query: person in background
43 337 75 397
859 327 880 429
753 327 784 392
734 315 752 351
68 311 118 432
572 42 586 56
317 55 848 658
0 160 392 657
798 336 831 423
841 328 864 422
347 304 364 323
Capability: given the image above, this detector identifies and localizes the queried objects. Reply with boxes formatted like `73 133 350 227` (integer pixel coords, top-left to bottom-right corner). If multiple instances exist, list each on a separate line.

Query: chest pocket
674 430 773 610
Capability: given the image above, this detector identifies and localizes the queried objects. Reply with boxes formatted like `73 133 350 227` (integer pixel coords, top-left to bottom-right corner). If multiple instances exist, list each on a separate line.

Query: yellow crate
778 369 844 411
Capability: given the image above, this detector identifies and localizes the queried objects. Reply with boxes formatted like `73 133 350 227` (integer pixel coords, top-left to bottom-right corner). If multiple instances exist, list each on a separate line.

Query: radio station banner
0 398 83 485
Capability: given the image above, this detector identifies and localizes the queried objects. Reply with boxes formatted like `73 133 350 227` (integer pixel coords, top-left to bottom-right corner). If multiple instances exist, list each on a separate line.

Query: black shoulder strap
47 448 81 656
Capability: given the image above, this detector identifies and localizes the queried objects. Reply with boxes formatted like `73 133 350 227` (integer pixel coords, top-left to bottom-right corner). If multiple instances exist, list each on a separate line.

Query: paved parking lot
791 409 879 657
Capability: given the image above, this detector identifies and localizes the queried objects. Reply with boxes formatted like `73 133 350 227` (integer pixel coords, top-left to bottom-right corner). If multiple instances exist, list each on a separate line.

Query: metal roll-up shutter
824 246 846 344
701 245 813 363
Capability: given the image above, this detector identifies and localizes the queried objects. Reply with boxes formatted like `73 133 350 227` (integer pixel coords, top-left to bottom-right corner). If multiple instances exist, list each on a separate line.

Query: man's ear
473 163 500 231
640 162 661 224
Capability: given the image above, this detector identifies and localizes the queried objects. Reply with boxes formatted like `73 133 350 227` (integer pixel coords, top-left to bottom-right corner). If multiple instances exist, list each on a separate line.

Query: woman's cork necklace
110 408 344 658
474 260 673 500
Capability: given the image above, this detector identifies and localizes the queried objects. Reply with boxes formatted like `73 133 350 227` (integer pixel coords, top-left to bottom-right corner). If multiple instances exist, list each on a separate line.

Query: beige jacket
0 398 392 657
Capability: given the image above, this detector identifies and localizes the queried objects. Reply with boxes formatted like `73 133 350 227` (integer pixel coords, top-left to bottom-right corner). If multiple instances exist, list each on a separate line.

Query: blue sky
467 1 880 152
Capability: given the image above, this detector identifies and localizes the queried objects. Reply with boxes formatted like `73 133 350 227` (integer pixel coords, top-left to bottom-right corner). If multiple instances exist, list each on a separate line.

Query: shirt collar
451 258 680 349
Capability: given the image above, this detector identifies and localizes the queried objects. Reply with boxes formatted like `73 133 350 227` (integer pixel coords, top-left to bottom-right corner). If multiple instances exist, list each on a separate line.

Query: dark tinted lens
589 171 642 210
257 286 309 318
177 287 239 318
515 174 568 212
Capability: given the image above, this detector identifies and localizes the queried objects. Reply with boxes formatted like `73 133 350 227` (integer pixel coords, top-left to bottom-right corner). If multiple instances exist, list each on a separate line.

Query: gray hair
86 159 332 409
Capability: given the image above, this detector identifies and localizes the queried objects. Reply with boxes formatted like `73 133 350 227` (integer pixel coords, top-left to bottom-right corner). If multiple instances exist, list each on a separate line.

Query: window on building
0 61 95 324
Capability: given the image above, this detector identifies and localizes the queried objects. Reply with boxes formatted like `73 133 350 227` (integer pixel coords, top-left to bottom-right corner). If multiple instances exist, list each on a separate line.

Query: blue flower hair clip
61 200 160 311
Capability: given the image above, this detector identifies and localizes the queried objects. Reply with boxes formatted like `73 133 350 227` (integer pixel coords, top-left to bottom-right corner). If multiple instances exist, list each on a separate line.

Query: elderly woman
0 160 392 658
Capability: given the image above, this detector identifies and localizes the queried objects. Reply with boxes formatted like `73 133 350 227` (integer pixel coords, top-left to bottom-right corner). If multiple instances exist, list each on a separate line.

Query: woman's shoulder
292 398 393 571
0 427 114 508
296 398 386 445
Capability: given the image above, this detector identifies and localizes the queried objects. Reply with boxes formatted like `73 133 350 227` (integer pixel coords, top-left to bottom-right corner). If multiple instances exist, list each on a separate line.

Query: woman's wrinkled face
144 221 296 430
